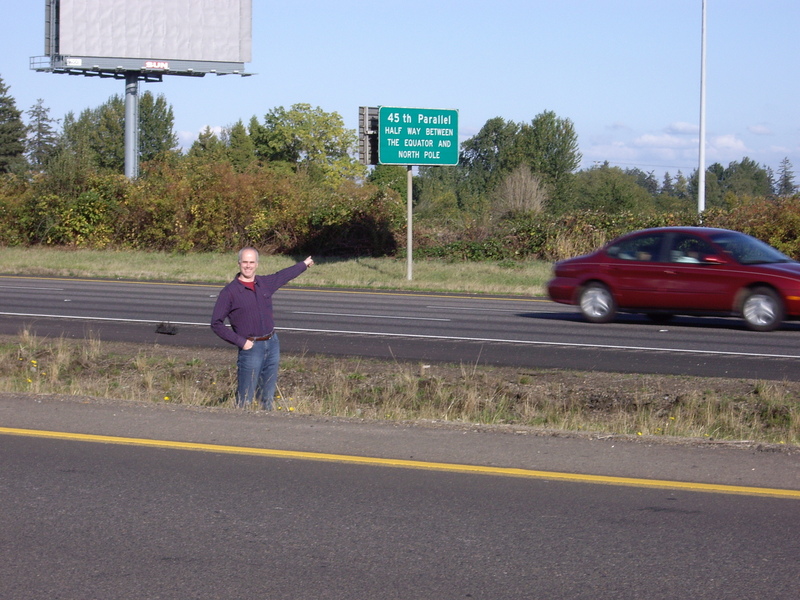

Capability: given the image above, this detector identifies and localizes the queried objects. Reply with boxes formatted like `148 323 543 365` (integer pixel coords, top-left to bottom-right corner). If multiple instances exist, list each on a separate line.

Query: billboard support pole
124 73 139 179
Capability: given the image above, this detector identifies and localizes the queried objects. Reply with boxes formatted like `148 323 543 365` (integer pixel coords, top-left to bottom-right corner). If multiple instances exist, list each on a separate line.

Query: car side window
668 234 714 263
607 234 664 262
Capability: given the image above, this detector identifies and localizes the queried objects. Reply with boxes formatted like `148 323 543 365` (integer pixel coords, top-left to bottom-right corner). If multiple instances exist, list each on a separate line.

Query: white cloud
747 124 773 135
584 141 639 162
177 130 196 149
581 121 796 176
666 122 698 135
709 134 748 153
176 125 224 150
633 133 694 149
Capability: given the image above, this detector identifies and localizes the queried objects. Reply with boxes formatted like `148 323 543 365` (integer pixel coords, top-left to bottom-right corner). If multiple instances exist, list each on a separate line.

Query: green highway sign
378 106 459 166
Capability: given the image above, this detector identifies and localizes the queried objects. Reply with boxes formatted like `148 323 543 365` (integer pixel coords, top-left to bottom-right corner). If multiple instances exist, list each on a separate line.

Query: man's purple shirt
210 262 307 348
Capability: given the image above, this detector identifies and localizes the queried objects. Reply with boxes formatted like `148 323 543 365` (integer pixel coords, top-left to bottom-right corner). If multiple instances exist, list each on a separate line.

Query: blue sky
2 0 798 180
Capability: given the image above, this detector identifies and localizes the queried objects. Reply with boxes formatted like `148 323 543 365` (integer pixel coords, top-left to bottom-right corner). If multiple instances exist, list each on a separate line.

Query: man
211 247 314 409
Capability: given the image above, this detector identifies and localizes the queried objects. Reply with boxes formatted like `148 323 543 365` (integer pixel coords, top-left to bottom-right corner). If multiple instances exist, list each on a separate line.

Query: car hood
555 252 598 267
759 261 800 276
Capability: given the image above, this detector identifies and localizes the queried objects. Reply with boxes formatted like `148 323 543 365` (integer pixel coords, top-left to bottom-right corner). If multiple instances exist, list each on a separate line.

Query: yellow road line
2 426 797 499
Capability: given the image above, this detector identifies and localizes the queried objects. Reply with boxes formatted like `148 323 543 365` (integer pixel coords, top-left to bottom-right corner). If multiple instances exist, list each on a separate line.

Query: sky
1 0 798 180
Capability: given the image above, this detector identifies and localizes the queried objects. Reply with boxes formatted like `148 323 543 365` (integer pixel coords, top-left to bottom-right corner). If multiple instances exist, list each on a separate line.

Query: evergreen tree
707 162 725 187
776 157 797 197
25 98 60 171
0 74 27 173
225 120 256 172
720 157 772 197
661 172 674 196
625 168 659 195
674 171 688 199
688 167 724 208
188 127 226 161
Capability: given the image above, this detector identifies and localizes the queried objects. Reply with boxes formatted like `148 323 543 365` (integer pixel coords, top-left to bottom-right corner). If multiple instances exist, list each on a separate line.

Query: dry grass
2 331 797 446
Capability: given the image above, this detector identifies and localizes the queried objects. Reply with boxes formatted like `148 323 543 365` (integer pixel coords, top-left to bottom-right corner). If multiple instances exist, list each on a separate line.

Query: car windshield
709 231 793 265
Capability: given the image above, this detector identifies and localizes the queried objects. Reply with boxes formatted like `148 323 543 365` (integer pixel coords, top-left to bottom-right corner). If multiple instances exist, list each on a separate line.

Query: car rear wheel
579 283 617 323
741 287 784 332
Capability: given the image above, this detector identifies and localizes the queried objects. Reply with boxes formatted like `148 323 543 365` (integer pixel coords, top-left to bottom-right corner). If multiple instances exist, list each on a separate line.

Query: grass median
0 246 550 296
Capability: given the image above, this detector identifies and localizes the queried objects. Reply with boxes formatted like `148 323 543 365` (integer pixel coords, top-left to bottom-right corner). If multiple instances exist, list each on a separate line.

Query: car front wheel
741 287 784 332
578 283 617 323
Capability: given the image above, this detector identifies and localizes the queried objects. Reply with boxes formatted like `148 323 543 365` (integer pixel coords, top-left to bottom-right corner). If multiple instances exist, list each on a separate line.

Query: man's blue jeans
236 333 280 409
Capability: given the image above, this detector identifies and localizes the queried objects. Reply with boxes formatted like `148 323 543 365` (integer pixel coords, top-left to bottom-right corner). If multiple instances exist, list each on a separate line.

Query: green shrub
4 161 799 263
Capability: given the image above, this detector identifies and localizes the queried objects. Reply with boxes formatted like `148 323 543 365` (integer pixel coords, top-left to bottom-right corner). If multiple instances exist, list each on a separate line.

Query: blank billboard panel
56 0 252 63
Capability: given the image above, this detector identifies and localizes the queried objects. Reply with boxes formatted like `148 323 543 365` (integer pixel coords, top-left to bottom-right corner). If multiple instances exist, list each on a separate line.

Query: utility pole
698 0 707 214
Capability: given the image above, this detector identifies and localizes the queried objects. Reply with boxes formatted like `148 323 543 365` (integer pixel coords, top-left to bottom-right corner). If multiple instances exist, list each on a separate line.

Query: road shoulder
1 392 797 492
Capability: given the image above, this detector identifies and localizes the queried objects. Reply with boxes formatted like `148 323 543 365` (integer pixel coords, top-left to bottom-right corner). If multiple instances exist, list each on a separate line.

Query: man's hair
238 247 259 262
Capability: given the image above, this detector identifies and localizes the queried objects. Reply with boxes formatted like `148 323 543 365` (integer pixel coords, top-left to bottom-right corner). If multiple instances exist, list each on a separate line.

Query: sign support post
373 106 459 280
407 166 413 280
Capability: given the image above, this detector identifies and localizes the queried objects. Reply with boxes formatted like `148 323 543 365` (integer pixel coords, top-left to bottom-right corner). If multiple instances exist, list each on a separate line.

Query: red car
547 227 800 331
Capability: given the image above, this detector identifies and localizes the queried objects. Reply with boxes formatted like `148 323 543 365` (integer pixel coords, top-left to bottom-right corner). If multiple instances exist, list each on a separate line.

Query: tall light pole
698 0 707 214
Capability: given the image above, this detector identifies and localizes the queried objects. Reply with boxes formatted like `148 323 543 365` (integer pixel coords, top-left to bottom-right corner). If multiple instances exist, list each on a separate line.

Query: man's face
239 250 258 280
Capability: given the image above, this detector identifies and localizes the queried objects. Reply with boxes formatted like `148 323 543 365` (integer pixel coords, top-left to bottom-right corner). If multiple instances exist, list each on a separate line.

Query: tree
93 96 127 171
224 120 256 172
720 157 772 197
367 164 407 198
459 117 520 196
188 127 227 161
139 91 178 162
674 171 689 199
415 164 473 223
61 92 178 173
25 98 60 171
687 167 724 208
60 97 125 172
776 157 797 197
491 164 549 218
661 172 675 196
572 163 653 213
516 111 582 185
0 74 27 173
514 110 581 207
43 110 96 196
251 103 364 184
625 168 659 196
457 111 580 214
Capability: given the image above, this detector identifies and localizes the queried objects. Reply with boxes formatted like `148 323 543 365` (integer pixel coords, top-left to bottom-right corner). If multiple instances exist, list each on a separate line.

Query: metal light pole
698 0 707 214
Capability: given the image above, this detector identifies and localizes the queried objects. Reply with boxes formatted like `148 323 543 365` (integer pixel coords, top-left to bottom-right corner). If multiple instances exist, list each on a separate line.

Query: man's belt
247 332 274 342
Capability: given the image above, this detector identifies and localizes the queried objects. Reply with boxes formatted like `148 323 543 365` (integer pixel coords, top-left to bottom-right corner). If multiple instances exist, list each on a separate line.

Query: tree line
1 73 798 259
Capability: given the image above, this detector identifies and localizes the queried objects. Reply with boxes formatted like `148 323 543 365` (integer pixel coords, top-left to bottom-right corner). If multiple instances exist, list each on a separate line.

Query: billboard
35 0 252 77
